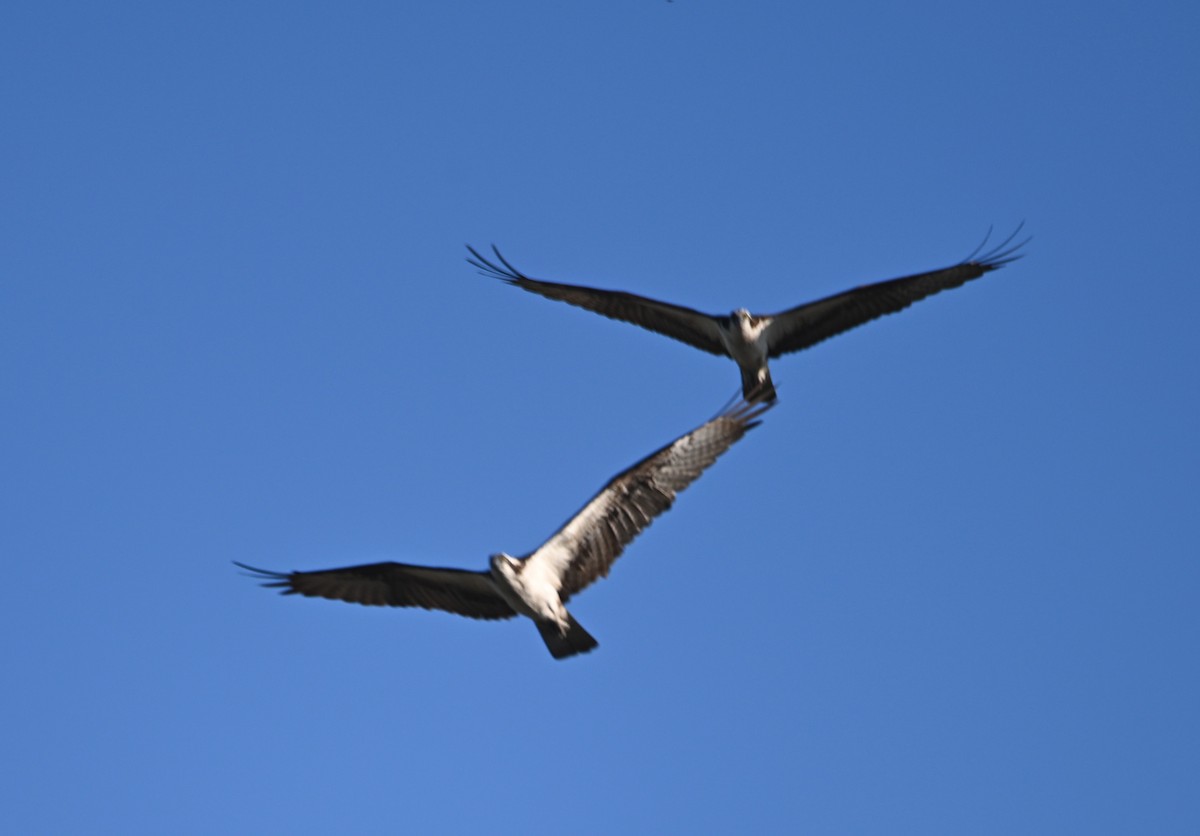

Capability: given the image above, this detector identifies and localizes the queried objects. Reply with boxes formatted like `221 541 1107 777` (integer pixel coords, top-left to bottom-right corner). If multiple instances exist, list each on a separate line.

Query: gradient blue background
3 2 1197 833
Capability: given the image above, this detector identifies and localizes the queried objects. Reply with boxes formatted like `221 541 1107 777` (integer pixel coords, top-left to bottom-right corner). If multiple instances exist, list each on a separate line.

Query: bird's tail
536 613 599 660
741 365 777 403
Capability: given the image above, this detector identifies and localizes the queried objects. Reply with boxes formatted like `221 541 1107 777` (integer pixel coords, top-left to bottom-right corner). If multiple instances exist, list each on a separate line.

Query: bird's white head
489 552 521 582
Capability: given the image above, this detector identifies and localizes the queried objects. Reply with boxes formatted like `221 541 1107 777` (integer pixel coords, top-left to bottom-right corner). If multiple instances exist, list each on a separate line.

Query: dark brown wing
765 228 1029 357
235 561 517 620
467 245 728 356
522 398 773 602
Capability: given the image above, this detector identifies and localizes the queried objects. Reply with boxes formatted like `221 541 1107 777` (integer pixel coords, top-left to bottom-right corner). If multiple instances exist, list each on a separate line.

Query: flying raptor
236 398 772 660
467 228 1028 402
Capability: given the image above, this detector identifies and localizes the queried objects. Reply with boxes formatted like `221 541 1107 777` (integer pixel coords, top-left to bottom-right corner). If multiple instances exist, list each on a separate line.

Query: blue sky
2 2 1197 833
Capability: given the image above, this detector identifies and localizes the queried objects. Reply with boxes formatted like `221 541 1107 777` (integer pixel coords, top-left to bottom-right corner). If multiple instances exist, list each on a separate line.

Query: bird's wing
764 227 1029 357
522 398 773 602
467 245 728 356
235 561 517 620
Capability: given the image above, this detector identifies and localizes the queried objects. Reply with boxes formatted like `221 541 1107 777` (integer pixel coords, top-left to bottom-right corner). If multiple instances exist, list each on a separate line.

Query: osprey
467 228 1028 402
237 398 772 660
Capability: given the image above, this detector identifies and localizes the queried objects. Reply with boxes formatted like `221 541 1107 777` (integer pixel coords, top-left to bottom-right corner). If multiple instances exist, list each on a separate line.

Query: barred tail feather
741 364 776 402
536 614 599 660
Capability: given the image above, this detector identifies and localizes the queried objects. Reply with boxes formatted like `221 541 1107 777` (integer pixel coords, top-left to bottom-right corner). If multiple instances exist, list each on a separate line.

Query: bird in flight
237 397 772 660
467 227 1028 402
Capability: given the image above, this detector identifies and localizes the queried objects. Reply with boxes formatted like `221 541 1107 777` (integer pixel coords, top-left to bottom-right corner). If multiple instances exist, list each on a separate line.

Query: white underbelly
493 570 562 623
722 331 768 368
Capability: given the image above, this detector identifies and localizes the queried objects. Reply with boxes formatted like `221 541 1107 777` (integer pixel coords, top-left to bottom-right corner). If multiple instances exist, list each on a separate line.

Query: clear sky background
2 2 1197 834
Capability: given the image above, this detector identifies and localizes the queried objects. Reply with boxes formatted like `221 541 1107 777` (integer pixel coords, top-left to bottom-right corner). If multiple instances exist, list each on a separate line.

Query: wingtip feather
965 222 1031 270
